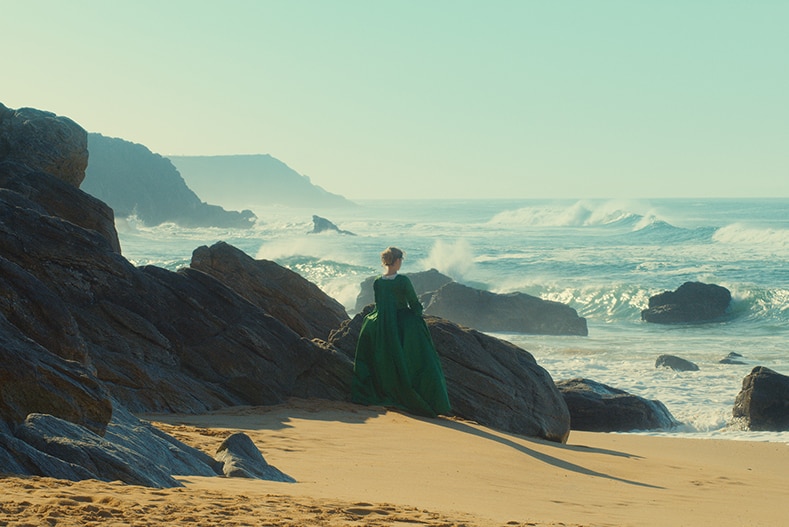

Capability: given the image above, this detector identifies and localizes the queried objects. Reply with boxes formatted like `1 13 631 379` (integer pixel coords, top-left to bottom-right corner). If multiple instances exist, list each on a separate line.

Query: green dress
351 273 451 417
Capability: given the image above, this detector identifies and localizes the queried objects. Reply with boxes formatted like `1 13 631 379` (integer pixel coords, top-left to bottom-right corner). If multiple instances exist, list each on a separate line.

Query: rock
82 133 257 228
330 308 571 443
11 406 220 487
354 269 453 313
191 241 349 340
310 215 355 235
0 103 88 187
556 378 678 432
423 282 588 336
655 354 699 372
641 281 731 324
719 352 746 365
215 432 295 481
732 367 789 431
0 314 112 435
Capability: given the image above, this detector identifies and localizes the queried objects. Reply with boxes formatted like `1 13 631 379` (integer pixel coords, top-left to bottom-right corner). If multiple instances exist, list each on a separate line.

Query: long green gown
351 273 451 417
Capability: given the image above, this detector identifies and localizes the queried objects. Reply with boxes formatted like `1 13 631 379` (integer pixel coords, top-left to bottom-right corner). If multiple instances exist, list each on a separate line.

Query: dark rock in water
215 432 295 481
82 133 256 228
733 366 789 431
655 354 700 372
354 269 453 313
719 352 746 365
556 378 678 432
330 307 571 443
641 281 731 324
0 103 88 187
423 282 588 336
191 241 349 340
310 214 355 235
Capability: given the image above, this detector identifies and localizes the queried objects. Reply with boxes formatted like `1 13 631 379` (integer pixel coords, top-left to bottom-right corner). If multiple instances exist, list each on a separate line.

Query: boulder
423 282 588 336
330 308 571 443
655 354 699 372
733 367 789 431
719 352 746 365
556 378 678 432
641 281 731 324
0 103 88 187
354 269 453 313
310 214 355 235
215 432 295 481
191 241 349 340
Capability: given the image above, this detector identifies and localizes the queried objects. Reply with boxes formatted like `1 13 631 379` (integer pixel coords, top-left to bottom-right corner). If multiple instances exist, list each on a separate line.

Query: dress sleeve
402 276 423 316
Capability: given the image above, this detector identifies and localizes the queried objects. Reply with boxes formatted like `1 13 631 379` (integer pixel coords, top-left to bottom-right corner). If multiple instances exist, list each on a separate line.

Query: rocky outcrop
556 378 678 432
655 354 699 372
423 282 588 336
191 241 349 340
733 367 789 431
355 269 453 313
310 215 355 235
330 308 571 443
82 133 256 228
0 103 88 187
641 281 731 324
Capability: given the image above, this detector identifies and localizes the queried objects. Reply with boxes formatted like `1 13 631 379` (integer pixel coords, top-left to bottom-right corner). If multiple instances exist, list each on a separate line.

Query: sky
3 1 787 200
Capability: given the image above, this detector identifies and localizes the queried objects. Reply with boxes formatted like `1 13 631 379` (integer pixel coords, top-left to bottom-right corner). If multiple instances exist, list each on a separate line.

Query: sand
2 398 787 526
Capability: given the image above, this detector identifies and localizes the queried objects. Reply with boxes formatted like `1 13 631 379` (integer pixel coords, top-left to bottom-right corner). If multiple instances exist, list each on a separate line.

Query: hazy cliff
82 134 256 228
170 154 355 210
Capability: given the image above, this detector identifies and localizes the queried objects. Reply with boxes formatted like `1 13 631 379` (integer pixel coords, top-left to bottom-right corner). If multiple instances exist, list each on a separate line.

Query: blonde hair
380 246 404 266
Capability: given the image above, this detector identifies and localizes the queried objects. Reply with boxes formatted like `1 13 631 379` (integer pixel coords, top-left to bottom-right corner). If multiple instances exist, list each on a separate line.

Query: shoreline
5 398 785 526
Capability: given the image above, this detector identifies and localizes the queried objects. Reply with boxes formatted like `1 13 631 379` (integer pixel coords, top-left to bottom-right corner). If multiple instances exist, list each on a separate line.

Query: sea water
116 198 789 443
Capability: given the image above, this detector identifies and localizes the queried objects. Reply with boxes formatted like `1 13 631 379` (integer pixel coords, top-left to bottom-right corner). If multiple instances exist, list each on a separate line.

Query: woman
351 247 451 417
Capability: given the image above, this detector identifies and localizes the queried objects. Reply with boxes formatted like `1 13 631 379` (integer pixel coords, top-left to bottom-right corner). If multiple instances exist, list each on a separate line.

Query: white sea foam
713 223 789 248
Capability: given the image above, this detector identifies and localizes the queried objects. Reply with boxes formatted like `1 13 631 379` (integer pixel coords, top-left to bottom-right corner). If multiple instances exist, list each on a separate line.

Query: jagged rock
215 432 295 481
655 354 699 372
354 269 453 313
330 307 571 443
556 378 678 432
82 133 256 228
310 215 355 235
641 281 731 324
191 241 349 340
733 367 789 431
423 281 588 336
0 103 88 187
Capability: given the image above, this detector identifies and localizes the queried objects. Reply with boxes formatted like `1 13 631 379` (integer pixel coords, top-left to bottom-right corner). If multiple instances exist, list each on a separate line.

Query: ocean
116 198 789 443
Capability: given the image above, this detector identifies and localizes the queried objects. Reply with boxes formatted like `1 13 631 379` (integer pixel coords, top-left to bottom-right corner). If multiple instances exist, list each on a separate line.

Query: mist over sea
117 198 789 443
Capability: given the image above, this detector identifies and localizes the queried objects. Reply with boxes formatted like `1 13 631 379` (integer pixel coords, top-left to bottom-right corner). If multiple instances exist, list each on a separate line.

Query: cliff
82 133 256 228
170 154 356 210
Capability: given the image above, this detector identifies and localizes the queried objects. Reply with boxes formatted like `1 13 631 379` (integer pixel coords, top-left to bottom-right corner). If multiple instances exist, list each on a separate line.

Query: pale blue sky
3 1 787 199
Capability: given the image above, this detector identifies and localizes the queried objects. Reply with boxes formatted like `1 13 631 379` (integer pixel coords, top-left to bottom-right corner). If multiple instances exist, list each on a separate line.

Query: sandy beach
2 398 787 526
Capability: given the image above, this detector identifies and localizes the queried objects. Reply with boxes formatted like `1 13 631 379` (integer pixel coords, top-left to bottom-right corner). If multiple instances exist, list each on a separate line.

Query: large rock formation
423 282 588 336
190 241 349 341
330 307 571 443
82 133 256 228
641 281 731 324
733 367 789 431
556 378 678 432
